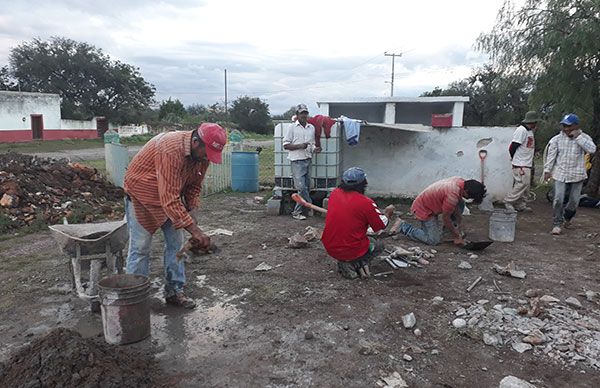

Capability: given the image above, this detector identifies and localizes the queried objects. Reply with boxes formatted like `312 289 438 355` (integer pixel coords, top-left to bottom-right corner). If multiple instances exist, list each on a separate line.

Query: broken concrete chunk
458 261 472 270
452 318 467 329
525 289 543 298
377 371 408 388
402 354 413 362
522 329 546 346
413 328 422 337
402 312 416 329
511 342 533 353
483 332 499 346
254 262 273 271
584 290 597 301
432 296 444 304
493 262 526 279
288 233 308 248
499 376 537 388
539 295 560 303
469 254 479 260
565 297 583 309
455 307 467 316
303 226 322 241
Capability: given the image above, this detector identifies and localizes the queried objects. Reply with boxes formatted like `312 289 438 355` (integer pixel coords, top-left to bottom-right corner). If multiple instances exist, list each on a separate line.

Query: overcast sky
0 0 506 114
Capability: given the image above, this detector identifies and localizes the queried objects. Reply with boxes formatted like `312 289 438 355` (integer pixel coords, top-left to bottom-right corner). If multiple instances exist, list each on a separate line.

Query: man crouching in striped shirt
124 123 227 308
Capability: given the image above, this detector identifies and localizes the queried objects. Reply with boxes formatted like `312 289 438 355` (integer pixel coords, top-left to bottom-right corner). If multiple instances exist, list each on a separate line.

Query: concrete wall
60 118 97 130
340 126 515 200
328 103 386 122
0 91 61 130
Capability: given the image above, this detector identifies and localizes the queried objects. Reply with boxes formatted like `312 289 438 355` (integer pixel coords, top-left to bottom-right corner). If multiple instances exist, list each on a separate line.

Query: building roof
317 96 469 105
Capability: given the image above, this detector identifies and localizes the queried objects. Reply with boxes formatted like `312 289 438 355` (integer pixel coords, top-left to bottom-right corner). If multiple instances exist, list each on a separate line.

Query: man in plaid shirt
544 113 597 235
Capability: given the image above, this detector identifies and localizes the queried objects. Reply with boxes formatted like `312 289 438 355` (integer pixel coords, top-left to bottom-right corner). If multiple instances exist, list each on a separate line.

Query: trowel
477 149 495 211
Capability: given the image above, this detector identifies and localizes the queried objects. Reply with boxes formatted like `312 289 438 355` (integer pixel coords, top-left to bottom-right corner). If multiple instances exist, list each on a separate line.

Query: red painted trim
0 129 99 142
0 130 33 143
43 129 99 140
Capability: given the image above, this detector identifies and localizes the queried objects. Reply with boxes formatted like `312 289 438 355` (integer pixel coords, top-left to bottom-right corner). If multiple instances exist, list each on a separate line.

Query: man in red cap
124 123 227 308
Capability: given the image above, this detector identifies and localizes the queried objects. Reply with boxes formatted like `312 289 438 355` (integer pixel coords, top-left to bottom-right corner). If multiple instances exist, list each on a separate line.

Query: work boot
563 219 573 229
551 226 562 235
166 293 197 309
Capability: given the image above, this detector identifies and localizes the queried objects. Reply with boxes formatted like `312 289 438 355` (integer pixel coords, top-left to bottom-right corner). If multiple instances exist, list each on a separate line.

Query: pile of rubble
0 153 124 230
451 290 600 369
0 328 163 387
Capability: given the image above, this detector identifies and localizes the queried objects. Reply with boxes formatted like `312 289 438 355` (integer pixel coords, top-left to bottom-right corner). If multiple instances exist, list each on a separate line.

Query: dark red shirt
321 188 386 261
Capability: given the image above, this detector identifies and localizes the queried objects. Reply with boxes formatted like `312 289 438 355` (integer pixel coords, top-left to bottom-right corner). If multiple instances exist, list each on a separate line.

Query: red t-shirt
411 177 465 221
321 188 386 261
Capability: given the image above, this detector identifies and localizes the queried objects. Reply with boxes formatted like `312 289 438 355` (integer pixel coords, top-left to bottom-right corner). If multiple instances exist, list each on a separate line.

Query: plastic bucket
489 209 517 242
98 274 150 345
231 151 259 192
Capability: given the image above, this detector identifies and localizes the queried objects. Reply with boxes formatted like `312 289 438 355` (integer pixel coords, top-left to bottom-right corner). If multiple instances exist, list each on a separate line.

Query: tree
0 66 17 90
272 106 297 121
230 96 272 133
5 37 155 123
186 103 207 116
158 98 186 122
478 0 600 195
421 65 530 126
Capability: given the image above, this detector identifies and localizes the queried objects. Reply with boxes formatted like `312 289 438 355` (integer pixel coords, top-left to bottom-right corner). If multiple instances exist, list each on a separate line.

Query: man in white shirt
283 104 320 220
504 111 539 212
544 113 597 235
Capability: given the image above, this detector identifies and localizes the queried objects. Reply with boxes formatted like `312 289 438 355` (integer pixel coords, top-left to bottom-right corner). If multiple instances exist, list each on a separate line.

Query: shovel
477 149 494 212
461 239 493 251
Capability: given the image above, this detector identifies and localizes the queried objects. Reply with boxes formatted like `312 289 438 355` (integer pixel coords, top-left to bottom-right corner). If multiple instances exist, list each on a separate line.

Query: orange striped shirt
124 131 209 233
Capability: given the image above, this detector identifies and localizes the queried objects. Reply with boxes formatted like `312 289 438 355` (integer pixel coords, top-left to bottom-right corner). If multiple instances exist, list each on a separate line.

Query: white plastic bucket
489 210 517 242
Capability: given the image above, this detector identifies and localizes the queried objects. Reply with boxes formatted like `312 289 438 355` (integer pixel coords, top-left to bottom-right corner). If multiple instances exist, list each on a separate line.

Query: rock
499 375 537 388
254 262 272 271
469 254 479 260
288 233 308 249
402 313 416 329
477 299 490 305
303 226 322 241
304 331 314 340
431 349 439 355
0 193 15 207
512 342 533 353
413 329 422 337
467 317 479 327
494 262 526 279
246 255 254 260
343 325 349 331
430 249 437 254
455 307 467 316
540 295 560 303
565 297 583 309
522 329 546 345
483 332 499 346
432 296 444 304
452 318 467 329
378 371 408 388
525 289 543 298
403 354 413 362
458 261 472 270
585 290 597 301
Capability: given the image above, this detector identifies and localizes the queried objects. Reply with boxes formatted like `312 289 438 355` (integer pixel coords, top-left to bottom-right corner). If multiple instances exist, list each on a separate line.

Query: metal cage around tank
273 122 342 192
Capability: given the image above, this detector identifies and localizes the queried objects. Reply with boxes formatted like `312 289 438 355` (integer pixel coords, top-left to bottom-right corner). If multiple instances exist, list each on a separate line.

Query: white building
0 91 111 142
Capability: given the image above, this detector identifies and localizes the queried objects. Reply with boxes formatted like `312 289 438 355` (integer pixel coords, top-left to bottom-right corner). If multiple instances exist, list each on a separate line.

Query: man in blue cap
321 167 395 279
544 113 597 235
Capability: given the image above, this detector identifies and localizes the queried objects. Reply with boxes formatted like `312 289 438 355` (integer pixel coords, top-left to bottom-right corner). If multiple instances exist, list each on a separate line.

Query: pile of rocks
0 153 124 230
451 291 600 369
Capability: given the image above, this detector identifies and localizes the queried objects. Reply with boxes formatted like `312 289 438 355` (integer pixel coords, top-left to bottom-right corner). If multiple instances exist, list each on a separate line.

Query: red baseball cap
198 123 227 164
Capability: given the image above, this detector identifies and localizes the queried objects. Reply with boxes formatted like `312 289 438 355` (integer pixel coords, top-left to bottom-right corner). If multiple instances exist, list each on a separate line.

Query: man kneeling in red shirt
321 167 394 279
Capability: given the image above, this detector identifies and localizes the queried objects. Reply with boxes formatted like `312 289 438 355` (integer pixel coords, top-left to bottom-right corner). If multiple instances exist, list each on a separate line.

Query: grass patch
258 145 274 186
241 131 273 141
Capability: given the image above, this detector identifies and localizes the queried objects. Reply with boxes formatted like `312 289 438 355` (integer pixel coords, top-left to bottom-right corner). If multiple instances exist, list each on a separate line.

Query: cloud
0 0 505 114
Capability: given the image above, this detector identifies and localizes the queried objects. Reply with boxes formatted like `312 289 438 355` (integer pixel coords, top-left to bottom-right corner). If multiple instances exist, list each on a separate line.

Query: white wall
0 91 61 130
118 124 149 137
60 118 96 130
341 126 515 200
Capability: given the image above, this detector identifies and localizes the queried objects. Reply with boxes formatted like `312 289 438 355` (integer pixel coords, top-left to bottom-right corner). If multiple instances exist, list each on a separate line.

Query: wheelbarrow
49 220 128 312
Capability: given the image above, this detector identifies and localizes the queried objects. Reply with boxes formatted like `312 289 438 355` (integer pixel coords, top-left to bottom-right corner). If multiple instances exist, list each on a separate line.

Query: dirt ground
1 191 599 387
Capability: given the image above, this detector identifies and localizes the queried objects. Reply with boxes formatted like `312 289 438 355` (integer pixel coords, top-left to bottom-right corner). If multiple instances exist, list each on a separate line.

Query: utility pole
224 69 228 116
384 52 402 97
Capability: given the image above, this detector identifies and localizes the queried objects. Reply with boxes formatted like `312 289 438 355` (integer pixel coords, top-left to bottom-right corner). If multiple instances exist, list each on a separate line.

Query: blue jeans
125 198 185 298
399 202 464 245
553 180 584 226
291 159 312 215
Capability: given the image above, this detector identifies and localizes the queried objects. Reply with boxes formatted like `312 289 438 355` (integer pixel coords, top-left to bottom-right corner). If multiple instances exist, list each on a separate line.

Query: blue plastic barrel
231 151 259 192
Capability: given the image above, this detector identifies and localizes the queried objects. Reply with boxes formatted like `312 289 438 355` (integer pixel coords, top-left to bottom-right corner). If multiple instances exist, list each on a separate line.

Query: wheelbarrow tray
48 220 128 257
